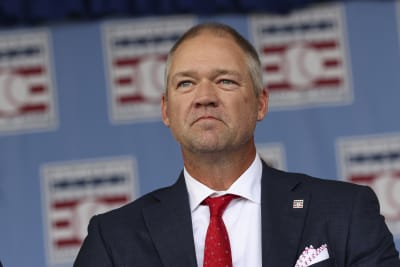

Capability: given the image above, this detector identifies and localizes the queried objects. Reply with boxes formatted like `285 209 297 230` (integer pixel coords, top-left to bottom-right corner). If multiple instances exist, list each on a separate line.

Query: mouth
192 115 220 125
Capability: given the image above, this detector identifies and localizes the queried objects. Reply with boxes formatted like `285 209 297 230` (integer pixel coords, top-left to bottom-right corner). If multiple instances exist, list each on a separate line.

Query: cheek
166 101 187 126
237 98 259 123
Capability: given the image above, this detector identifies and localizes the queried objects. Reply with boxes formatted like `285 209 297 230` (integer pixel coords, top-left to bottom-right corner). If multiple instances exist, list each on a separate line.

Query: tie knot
202 194 238 217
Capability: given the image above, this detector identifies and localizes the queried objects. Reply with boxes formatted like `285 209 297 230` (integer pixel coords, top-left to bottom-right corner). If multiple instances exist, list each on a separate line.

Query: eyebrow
170 69 242 82
171 70 197 80
212 69 242 78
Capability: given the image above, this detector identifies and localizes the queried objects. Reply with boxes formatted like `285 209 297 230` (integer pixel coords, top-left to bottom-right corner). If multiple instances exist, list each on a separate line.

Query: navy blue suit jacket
74 162 400 266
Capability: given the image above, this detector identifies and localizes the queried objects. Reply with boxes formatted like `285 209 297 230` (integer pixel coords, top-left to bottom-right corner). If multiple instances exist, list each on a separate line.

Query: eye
177 80 193 88
219 79 235 85
217 79 239 90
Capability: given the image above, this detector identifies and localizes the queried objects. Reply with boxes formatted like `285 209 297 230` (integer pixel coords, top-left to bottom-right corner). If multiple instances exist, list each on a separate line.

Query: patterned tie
202 194 238 267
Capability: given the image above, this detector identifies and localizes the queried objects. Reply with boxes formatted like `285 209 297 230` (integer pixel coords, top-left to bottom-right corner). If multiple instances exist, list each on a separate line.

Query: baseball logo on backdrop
250 3 352 109
337 134 400 238
41 157 138 265
0 30 57 134
103 16 194 123
256 143 286 170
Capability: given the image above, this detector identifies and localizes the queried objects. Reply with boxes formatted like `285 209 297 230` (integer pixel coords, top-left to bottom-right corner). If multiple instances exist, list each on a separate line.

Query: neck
182 144 257 191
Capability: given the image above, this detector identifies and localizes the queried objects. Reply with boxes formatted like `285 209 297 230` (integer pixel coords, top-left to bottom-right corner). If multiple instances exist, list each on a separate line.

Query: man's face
162 32 268 155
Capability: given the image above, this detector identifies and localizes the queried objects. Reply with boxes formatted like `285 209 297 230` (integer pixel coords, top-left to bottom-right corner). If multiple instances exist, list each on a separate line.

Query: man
74 22 400 266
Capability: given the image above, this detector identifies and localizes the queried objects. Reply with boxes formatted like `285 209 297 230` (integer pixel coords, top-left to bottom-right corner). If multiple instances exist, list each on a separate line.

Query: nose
193 80 219 108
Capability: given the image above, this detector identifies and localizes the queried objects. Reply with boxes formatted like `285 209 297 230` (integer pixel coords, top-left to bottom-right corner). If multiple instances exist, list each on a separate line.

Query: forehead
176 31 243 54
169 32 247 72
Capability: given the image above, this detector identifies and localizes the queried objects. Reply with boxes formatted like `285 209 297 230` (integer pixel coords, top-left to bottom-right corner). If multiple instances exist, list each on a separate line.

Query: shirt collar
184 154 262 212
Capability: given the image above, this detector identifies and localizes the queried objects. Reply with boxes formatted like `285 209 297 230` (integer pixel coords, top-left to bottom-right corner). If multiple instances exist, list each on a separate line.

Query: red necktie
202 194 237 267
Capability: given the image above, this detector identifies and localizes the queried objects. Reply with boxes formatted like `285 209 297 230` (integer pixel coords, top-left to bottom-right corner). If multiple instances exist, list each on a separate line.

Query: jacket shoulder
264 164 373 200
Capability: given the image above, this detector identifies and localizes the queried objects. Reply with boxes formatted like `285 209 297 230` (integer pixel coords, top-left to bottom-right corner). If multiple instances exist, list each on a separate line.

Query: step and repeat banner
1 1 400 266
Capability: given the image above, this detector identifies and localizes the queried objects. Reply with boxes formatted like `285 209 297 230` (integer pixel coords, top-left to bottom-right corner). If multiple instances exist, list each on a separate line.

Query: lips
191 115 221 125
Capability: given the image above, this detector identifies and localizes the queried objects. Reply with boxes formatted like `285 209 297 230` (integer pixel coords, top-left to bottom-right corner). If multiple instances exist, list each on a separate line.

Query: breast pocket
310 258 334 267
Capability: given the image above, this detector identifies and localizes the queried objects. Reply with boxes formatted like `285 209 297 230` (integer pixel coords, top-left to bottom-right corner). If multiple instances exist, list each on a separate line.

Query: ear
161 94 170 127
257 89 269 121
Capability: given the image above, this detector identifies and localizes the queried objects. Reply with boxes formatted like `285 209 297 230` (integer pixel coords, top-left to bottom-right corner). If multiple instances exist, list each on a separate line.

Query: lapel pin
293 199 304 209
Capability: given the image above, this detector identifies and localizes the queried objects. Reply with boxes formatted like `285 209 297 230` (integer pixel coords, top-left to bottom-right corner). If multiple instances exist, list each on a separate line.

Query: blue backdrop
1 1 400 266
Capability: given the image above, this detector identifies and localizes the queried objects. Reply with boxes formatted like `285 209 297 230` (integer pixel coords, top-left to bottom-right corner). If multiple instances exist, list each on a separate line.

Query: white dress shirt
184 154 262 267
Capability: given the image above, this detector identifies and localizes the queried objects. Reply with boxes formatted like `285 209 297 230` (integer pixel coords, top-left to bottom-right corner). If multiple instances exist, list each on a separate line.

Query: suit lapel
142 174 197 267
141 163 311 266
261 163 310 266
